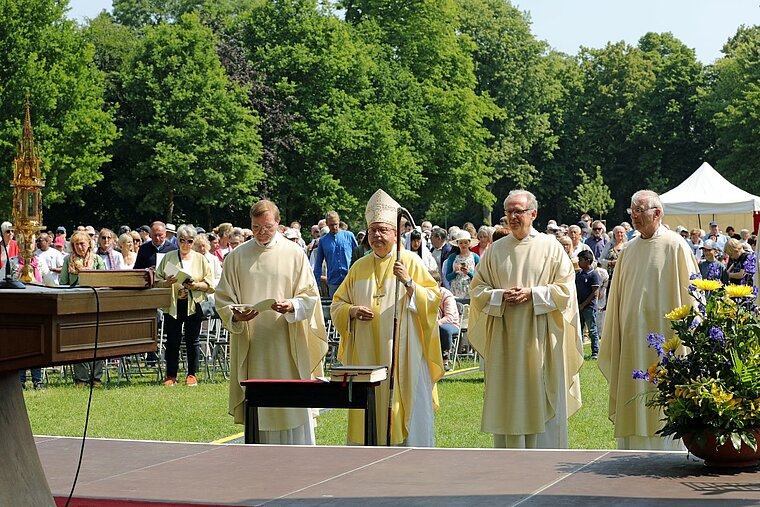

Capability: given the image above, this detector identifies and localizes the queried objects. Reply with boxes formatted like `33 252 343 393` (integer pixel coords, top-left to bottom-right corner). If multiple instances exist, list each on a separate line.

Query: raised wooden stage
38 436 760 506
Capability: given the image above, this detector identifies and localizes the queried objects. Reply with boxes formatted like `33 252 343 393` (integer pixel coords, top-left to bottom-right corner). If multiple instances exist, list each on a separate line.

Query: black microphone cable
62 284 100 507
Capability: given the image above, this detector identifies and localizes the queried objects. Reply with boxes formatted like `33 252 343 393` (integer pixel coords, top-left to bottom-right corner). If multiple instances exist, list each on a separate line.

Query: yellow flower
664 337 681 354
724 285 754 298
665 304 691 321
710 384 733 404
693 279 722 292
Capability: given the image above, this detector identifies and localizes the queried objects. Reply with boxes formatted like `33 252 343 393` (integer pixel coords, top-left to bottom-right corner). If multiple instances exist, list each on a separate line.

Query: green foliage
114 12 263 221
457 0 558 222
567 166 615 218
542 35 706 225
0 0 116 214
232 0 495 225
11 1 760 231
703 26 760 196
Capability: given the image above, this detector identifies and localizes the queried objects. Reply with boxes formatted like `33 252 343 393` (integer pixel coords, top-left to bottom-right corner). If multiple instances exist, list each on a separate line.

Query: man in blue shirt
314 211 358 297
576 250 600 359
585 220 608 260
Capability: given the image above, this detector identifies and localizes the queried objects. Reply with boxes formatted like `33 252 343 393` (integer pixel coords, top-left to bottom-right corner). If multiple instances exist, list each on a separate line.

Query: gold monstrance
11 97 45 283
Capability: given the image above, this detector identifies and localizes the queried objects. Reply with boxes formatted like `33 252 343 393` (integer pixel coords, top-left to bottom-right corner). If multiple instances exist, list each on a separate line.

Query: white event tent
660 162 760 233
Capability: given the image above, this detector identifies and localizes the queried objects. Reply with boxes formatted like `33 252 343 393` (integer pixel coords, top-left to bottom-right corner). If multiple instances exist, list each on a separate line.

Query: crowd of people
3 187 756 450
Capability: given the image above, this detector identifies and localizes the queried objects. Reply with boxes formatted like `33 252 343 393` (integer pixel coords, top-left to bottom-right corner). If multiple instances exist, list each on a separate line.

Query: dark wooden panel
0 322 46 362
0 287 170 372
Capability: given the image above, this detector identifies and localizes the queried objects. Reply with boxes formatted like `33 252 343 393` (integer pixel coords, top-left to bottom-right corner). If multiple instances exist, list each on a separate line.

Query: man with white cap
331 189 444 446
468 189 584 448
214 200 327 444
703 221 728 250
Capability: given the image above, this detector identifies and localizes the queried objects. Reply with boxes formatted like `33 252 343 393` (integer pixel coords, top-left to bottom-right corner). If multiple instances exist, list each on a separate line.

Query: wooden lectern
0 286 170 506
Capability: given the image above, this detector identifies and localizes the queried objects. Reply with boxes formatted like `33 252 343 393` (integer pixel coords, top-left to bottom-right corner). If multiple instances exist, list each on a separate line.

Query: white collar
639 225 667 239
514 227 540 242
373 247 395 259
255 232 282 248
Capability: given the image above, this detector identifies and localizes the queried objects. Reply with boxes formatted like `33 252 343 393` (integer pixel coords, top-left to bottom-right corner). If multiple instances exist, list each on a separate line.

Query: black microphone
0 226 26 289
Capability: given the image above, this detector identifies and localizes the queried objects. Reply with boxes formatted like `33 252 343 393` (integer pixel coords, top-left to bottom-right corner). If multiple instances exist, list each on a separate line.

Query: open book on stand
330 365 387 383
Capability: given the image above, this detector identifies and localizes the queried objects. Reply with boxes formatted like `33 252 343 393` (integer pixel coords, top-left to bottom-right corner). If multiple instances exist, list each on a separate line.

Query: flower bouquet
634 258 760 457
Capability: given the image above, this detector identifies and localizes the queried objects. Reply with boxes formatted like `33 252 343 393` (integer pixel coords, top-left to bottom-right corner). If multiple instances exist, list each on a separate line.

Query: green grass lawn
24 355 615 448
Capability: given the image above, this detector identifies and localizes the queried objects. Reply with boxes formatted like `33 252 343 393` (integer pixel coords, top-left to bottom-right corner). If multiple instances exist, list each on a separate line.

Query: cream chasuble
468 231 584 448
214 234 327 442
332 247 444 446
599 227 698 450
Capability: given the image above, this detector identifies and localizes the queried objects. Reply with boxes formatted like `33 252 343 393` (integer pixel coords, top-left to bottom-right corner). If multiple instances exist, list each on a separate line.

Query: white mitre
365 189 400 227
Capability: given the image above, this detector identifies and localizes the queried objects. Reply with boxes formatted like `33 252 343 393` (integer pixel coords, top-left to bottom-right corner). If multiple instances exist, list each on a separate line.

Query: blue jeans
328 283 341 298
580 305 599 356
438 324 459 359
19 368 43 385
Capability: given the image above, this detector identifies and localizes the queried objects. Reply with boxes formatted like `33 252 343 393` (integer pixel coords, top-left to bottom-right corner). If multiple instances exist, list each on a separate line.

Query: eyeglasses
368 226 394 235
251 224 276 233
626 207 657 216
592 227 603 231
100 236 112 240
504 208 534 217
179 238 194 244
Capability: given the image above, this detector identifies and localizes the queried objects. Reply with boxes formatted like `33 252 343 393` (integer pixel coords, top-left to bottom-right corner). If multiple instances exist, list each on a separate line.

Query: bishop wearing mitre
331 189 444 446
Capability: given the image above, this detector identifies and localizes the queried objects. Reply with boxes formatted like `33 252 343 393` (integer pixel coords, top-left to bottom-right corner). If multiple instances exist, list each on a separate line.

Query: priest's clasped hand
503 287 532 305
350 306 374 321
271 300 294 314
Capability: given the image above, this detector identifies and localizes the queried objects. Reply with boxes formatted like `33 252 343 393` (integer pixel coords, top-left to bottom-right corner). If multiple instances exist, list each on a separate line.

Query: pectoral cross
373 290 385 304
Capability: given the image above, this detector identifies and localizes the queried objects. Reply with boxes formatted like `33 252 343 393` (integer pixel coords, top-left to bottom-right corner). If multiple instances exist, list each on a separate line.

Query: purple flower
709 326 726 348
689 273 700 280
707 262 722 281
743 253 757 277
632 370 650 381
647 333 665 357
689 318 700 331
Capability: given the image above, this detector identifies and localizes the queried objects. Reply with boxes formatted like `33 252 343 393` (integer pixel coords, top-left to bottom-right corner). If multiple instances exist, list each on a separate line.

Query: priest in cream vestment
215 200 328 445
332 189 444 446
469 190 584 448
599 190 698 450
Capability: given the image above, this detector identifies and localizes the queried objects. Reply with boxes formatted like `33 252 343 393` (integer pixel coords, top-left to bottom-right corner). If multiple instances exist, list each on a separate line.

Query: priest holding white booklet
214 200 328 445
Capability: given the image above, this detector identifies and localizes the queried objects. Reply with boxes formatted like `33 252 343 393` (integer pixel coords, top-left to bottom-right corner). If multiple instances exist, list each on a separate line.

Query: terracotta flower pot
683 430 760 468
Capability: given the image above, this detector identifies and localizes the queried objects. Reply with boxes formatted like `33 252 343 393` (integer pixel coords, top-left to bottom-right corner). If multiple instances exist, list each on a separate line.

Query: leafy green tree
0 0 116 216
636 32 708 193
457 0 558 222
566 167 615 218
235 0 394 223
115 12 263 222
702 25 760 194
530 50 585 222
545 35 708 224
341 0 497 222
